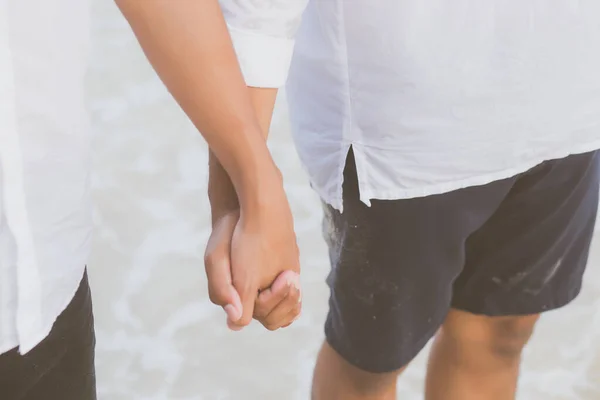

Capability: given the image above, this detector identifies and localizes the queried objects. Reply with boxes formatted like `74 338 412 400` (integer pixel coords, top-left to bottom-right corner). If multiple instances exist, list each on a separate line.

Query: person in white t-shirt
205 1 600 399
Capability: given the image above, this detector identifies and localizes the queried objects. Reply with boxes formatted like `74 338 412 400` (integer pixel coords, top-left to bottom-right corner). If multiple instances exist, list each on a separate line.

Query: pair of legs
313 310 539 400
312 150 599 399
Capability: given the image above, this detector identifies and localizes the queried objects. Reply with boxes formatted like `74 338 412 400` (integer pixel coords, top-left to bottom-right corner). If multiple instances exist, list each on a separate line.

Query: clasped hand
204 195 302 331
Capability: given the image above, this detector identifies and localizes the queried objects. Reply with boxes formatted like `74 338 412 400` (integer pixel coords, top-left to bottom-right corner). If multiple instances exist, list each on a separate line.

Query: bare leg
425 309 539 400
312 342 406 400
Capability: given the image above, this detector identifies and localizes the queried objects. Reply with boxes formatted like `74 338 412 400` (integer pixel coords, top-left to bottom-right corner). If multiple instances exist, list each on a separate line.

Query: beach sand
88 2 600 399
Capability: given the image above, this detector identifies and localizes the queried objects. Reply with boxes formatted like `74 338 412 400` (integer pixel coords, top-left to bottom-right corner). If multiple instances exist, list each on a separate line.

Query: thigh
454 151 600 315
0 271 96 400
322 150 515 373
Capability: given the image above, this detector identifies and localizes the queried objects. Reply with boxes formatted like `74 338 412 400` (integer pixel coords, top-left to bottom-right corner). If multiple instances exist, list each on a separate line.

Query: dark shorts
323 150 599 373
0 271 96 400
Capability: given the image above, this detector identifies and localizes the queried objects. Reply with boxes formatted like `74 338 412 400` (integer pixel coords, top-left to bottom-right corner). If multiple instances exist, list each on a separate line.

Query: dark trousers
0 271 96 400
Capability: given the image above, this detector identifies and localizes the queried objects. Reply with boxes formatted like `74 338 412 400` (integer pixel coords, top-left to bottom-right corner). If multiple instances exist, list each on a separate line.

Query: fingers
230 279 258 330
205 253 242 322
280 307 302 329
204 214 243 325
255 272 302 331
253 270 297 318
262 286 302 331
206 210 304 332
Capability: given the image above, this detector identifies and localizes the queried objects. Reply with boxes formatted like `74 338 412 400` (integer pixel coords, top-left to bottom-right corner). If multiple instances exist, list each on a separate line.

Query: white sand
88 2 600 399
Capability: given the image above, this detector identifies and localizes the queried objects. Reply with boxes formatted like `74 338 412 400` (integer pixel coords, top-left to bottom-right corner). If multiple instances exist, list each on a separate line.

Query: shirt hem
0 341 17 355
316 141 600 211
17 265 86 355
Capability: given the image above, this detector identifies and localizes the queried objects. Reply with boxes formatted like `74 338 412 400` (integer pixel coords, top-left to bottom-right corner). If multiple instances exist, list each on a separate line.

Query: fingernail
227 318 244 331
224 304 241 321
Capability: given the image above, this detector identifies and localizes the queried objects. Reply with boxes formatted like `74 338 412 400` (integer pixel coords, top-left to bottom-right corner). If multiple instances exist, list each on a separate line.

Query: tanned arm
209 88 278 223
116 0 281 210
116 0 301 328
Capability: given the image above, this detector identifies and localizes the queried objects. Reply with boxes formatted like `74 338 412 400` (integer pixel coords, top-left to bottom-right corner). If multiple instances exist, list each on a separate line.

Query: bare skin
118 1 538 395
312 342 404 400
116 0 300 329
425 310 539 400
205 87 301 330
311 309 539 400
194 49 540 393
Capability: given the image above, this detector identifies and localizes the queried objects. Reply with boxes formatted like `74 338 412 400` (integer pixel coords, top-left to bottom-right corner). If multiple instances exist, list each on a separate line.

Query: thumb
204 214 243 324
223 287 243 325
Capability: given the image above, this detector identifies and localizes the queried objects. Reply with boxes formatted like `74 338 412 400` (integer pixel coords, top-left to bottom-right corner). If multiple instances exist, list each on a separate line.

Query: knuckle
285 289 301 307
253 308 266 319
203 252 215 269
292 304 302 316
287 290 300 302
239 315 253 327
264 322 279 331
204 250 227 271
282 299 297 311
207 289 225 306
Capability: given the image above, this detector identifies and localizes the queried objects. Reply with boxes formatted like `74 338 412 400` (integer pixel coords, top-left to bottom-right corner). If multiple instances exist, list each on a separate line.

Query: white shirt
222 0 600 211
0 0 92 354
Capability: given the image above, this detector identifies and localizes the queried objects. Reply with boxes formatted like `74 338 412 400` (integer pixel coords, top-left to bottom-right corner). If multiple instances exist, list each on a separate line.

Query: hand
204 208 302 330
231 189 301 330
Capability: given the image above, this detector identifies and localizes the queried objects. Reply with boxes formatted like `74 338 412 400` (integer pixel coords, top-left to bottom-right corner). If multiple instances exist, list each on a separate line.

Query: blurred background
87 1 600 399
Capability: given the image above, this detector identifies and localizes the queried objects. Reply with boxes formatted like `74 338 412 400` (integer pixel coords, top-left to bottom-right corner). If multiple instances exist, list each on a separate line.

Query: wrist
225 138 285 212
208 151 239 224
209 193 239 225
208 125 285 217
238 162 286 214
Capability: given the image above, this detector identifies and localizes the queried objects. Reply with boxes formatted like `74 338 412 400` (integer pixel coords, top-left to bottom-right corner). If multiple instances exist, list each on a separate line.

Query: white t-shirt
0 0 92 354
222 0 600 211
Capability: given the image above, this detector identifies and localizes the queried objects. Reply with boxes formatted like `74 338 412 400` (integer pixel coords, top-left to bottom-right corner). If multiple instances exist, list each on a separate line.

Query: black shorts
323 150 599 373
0 270 96 400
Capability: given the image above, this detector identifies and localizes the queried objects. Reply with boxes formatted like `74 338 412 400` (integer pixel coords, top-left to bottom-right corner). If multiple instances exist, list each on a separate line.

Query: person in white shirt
1 1 300 398
206 1 600 399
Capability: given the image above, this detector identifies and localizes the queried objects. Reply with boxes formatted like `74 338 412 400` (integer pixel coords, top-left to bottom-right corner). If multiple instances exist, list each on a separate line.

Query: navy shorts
323 150 599 373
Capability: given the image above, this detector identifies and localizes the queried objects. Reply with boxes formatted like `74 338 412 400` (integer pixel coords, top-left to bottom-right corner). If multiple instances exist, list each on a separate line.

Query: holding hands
205 204 302 331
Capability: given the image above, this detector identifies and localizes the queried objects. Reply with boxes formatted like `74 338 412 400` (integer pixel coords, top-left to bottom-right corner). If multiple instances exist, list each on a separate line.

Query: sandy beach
88 2 600 399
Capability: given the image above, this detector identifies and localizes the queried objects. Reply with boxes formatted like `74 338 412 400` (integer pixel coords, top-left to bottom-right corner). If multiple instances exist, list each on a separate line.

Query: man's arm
206 0 310 329
209 88 278 224
116 0 309 328
207 88 304 331
115 0 280 210
208 0 310 219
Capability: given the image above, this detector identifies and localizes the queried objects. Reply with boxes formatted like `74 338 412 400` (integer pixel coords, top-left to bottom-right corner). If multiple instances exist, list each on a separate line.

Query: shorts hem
451 284 582 317
323 309 447 374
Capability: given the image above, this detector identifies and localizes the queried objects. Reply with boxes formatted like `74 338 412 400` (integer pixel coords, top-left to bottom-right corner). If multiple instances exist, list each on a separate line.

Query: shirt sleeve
220 0 310 88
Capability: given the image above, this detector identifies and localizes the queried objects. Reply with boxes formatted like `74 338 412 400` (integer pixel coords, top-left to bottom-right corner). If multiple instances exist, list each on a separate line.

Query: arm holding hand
207 88 302 331
116 0 309 329
115 0 280 206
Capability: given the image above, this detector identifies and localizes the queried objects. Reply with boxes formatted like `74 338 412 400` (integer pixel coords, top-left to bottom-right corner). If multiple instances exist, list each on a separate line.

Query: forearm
116 0 278 207
208 150 238 224
209 87 278 222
